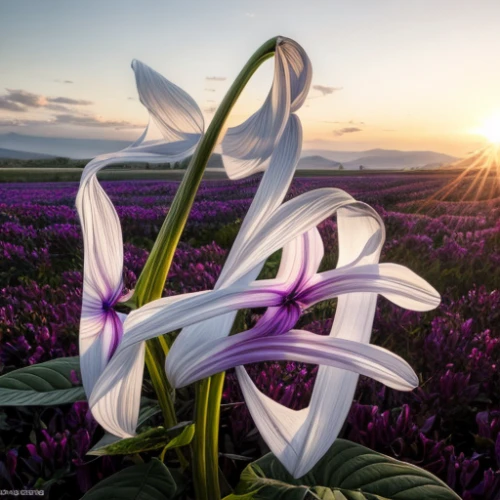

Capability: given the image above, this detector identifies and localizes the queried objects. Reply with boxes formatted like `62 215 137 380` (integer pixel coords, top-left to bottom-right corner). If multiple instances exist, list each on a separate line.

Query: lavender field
1 172 499 499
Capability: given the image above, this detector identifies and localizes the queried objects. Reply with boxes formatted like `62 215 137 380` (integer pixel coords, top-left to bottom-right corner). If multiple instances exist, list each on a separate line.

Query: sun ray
418 144 500 220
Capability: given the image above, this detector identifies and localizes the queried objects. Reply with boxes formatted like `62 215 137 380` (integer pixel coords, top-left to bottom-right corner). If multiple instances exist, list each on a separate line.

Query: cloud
0 118 52 127
312 85 343 96
0 89 92 112
206 99 216 103
206 76 226 81
47 97 93 105
54 79 74 84
204 88 216 92
128 97 136 100
204 106 217 114
245 12 255 17
5 89 47 107
45 103 73 112
333 127 362 137
323 119 365 125
0 97 26 112
53 113 144 129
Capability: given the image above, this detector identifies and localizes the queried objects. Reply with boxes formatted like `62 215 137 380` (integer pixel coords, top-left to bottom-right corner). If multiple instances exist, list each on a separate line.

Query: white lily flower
89 112 439 460
78 38 311 423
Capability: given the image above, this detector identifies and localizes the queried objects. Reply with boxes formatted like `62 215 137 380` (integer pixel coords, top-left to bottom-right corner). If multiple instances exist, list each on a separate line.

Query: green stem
193 379 211 500
144 343 176 428
145 341 189 469
206 372 226 499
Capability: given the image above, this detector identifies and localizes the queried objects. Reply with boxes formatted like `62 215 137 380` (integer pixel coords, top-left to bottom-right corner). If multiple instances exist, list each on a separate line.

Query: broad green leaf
231 439 461 500
81 458 177 499
88 422 194 456
0 356 84 406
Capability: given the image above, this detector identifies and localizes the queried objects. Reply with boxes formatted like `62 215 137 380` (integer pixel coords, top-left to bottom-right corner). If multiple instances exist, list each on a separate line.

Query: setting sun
477 115 500 144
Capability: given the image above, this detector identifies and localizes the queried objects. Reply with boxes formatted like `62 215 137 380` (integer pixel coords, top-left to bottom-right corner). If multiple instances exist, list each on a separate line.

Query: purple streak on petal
106 310 124 361
171 329 418 390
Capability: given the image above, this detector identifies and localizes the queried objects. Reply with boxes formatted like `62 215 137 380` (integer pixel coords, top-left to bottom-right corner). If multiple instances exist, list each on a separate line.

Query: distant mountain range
0 133 131 160
0 133 459 170
297 155 342 170
302 148 458 170
0 147 55 160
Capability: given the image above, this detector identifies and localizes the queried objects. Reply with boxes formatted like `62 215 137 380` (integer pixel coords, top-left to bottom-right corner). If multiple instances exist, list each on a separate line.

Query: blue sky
1 0 500 154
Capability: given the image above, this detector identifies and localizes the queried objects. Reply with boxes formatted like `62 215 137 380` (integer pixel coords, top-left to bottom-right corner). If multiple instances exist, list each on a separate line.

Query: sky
1 0 500 156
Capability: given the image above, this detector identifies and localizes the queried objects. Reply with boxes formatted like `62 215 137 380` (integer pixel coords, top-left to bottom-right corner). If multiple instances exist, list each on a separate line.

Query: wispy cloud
322 119 365 125
245 12 255 18
204 88 216 92
0 97 27 112
47 97 93 105
5 89 47 108
312 84 343 96
45 103 73 113
204 106 217 114
206 76 226 81
0 118 52 127
333 127 362 137
54 113 144 129
0 89 93 112
54 79 74 84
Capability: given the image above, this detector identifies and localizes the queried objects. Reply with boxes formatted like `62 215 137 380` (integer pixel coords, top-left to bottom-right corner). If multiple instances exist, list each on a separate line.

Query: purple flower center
102 300 113 312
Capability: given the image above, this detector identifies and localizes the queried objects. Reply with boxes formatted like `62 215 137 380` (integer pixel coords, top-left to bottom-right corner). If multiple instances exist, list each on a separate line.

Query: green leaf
231 439 461 500
0 356 84 406
81 458 177 499
88 423 195 456
88 403 162 454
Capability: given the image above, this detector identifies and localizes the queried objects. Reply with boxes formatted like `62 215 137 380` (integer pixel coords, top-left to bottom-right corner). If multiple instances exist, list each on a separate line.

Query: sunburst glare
476 115 500 144
420 143 500 214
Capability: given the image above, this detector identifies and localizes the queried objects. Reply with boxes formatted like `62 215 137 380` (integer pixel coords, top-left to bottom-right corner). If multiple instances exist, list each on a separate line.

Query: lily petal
222 188 370 285
219 114 302 285
274 228 324 290
168 329 418 393
221 38 311 179
89 341 145 438
302 263 441 311
131 59 204 149
76 175 124 397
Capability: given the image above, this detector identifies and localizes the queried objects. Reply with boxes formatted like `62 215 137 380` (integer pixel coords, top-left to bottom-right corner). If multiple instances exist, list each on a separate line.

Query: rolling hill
0 148 55 160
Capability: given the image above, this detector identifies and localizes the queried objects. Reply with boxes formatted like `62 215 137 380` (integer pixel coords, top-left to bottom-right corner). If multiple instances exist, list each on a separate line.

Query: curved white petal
169 329 418 392
76 174 124 398
221 38 311 179
131 59 204 147
222 189 374 286
302 263 441 311
89 341 145 437
79 310 124 398
336 204 385 267
219 114 302 283
274 228 324 290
